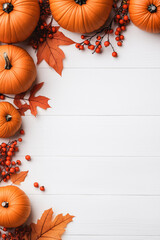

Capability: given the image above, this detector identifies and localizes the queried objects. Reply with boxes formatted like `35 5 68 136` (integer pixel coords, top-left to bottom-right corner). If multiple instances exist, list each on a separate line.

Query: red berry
79 45 84 50
15 167 20 172
112 52 118 57
5 161 11 166
115 37 120 41
2 234 6 239
7 151 12 156
98 44 102 49
48 34 53 39
123 4 128 9
25 155 31 161
104 41 110 47
40 25 44 30
96 48 101 53
10 168 15 173
121 26 126 31
116 14 121 19
110 29 113 34
97 36 101 40
89 45 95 50
16 160 21 165
40 38 44 43
3 228 7 232
40 186 45 191
95 41 100 46
34 182 39 188
120 35 124 40
12 161 16 165
124 15 129 21
18 138 22 142
115 31 119 35
75 43 80 48
81 35 85 39
20 129 25 135
0 95 5 100
84 40 90 45
117 41 122 46
116 27 121 32
119 19 124 25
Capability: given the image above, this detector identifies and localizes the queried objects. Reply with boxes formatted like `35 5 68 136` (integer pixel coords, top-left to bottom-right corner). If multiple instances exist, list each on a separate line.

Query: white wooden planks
10 116 160 157
28 195 160 236
16 157 160 195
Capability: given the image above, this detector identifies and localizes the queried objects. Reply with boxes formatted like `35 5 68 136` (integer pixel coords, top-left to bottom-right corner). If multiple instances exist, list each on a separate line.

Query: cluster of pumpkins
0 0 159 230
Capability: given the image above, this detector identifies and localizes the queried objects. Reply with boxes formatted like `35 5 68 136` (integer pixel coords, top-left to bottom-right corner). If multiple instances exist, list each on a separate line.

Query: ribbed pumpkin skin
0 102 22 138
49 0 113 33
129 0 160 33
0 186 31 228
0 45 36 94
0 0 40 43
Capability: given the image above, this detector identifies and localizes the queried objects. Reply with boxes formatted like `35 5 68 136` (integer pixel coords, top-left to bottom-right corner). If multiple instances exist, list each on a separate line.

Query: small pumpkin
0 185 31 228
0 0 40 43
49 0 113 33
129 0 160 33
0 45 36 94
0 102 22 138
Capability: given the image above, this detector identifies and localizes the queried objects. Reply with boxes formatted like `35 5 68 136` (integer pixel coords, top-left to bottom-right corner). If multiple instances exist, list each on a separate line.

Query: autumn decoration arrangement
0 0 159 239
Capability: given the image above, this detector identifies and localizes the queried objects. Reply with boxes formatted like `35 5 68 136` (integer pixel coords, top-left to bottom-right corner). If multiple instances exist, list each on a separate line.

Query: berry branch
75 0 130 57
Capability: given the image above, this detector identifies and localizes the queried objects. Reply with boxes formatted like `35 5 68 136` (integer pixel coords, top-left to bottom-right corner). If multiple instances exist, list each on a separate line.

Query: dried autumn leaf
14 82 51 117
10 171 28 185
14 92 30 116
31 208 74 240
37 31 75 75
29 82 51 116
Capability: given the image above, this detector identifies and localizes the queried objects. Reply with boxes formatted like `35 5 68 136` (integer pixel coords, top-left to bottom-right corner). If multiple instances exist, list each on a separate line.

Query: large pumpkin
49 0 113 33
0 45 36 94
0 102 22 138
0 186 31 228
0 0 40 43
129 0 160 33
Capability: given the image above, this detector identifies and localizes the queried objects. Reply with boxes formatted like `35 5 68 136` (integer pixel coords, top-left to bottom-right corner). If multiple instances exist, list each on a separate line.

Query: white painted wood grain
13 157 160 195
10 116 160 157
63 237 160 240
33 68 160 116
28 195 160 236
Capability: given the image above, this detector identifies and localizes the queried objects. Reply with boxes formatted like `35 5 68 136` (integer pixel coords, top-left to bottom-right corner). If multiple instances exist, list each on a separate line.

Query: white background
1 21 160 239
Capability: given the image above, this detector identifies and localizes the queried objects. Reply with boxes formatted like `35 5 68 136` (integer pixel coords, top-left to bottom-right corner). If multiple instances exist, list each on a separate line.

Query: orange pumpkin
0 0 40 43
0 102 22 138
49 0 113 33
0 45 36 94
0 185 31 228
129 0 160 33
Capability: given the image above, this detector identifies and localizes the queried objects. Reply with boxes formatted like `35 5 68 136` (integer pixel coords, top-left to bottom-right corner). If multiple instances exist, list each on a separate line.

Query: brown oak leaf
30 208 74 240
37 31 75 75
10 171 28 185
14 82 51 117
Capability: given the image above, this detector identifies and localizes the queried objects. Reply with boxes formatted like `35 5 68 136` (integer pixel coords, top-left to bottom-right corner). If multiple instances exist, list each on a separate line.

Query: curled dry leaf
10 171 29 185
37 31 75 75
30 208 74 239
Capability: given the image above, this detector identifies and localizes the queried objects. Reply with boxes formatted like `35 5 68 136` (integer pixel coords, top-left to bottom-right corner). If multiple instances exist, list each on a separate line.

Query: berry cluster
0 140 21 183
30 0 57 49
0 225 31 240
75 0 130 57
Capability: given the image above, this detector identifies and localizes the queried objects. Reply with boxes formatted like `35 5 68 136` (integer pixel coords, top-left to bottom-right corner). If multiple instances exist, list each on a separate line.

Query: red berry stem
75 0 130 57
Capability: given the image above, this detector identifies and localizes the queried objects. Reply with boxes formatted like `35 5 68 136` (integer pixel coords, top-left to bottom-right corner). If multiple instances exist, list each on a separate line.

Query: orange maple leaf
14 82 51 117
14 92 30 116
29 82 51 116
10 171 28 185
37 31 75 75
30 208 74 240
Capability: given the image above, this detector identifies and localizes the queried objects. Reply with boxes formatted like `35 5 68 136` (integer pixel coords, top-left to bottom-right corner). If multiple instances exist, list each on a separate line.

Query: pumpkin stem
3 2 14 13
3 52 12 70
74 0 86 5
5 114 12 122
148 4 157 13
2 201 9 208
